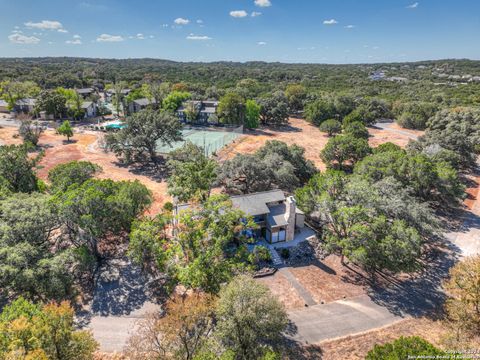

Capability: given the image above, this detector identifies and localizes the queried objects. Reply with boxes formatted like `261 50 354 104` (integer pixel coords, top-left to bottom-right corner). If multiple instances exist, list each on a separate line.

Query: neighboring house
176 100 219 124
105 88 131 102
76 88 95 98
175 190 305 244
14 98 36 114
369 71 386 81
128 98 157 113
82 101 97 118
0 100 8 113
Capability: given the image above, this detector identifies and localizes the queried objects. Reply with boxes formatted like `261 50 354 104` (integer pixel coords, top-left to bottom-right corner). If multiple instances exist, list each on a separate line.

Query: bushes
319 119 342 136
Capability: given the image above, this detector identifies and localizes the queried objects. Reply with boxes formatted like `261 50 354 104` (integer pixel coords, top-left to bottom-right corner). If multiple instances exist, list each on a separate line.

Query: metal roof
267 203 289 227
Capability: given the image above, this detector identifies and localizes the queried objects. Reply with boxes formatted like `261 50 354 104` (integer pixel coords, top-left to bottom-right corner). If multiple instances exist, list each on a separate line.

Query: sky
0 0 479 63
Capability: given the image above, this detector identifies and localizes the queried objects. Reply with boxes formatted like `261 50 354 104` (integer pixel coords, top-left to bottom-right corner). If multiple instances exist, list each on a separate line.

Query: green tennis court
156 127 243 156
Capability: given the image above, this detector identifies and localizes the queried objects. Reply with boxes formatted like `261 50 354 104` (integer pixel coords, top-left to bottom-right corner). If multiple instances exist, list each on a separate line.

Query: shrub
319 119 342 136
280 248 290 259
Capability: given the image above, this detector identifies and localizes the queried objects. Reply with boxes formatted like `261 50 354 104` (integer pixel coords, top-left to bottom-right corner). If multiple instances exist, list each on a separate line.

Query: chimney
284 196 296 241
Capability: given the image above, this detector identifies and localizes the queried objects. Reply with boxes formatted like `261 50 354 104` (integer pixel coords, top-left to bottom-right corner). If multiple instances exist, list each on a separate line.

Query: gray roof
230 190 285 216
267 203 289 227
133 98 156 106
16 98 36 106
76 88 94 94
81 101 93 109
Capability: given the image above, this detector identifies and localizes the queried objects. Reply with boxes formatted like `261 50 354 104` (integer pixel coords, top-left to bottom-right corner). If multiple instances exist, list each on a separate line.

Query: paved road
373 121 420 140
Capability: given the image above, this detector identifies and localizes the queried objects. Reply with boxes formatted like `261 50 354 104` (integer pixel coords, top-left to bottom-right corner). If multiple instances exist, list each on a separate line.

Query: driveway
288 295 406 343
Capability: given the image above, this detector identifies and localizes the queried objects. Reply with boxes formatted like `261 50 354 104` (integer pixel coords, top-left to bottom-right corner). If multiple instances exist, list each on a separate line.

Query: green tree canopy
167 142 217 203
218 92 246 125
215 275 288 360
245 99 261 129
258 91 290 126
319 119 342 136
320 134 371 170
366 336 444 360
107 109 183 164
57 120 74 141
0 144 40 193
48 161 101 193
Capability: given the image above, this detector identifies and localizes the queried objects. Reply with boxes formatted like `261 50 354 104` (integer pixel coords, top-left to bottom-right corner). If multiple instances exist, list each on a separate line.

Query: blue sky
0 0 479 63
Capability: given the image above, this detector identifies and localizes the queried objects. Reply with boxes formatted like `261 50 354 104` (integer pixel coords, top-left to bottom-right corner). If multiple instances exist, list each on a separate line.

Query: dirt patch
318 318 448 360
464 173 479 210
219 118 423 170
257 271 305 310
288 255 369 304
0 127 170 215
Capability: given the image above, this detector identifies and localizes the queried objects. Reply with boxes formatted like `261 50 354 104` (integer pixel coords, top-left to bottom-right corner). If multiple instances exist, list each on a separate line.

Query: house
76 88 95 98
81 101 97 118
128 98 157 113
14 98 36 114
0 100 8 113
175 190 305 244
105 88 131 102
176 100 219 124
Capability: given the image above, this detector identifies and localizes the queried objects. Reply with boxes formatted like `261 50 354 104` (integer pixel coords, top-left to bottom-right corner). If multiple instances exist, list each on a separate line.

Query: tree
0 298 98 360
107 109 183 164
53 179 152 262
366 336 444 360
235 78 261 99
0 80 40 111
0 144 40 193
319 119 342 136
35 90 68 119
167 142 217 203
215 275 288 360
19 119 43 146
130 195 254 293
0 193 76 301
218 92 246 125
162 91 191 112
245 99 260 129
125 293 216 360
295 172 430 273
354 148 464 203
285 84 307 112
218 141 316 195
305 99 335 126
343 121 369 139
258 91 289 126
393 101 437 130
57 120 74 141
56 88 84 119
112 81 128 116
356 98 392 125
413 108 480 169
443 256 480 340
48 161 101 193
320 134 371 170
184 101 200 122
144 81 170 109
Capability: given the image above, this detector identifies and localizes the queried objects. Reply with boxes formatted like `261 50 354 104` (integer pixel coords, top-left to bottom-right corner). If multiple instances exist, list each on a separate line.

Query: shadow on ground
90 258 165 317
366 239 460 318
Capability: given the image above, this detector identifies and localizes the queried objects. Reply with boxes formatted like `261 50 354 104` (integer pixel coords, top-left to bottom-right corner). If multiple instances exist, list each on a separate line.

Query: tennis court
156 126 243 156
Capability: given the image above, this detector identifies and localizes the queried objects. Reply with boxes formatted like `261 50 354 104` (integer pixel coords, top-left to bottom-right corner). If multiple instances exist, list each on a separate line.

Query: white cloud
66 39 82 45
73 34 81 39
25 20 66 32
197 19 203 24
323 19 338 25
251 11 262 17
136 33 145 39
149 35 155 39
254 0 271 7
345 24 355 29
406 2 419 8
230 10 248 18
58 29 68 33
257 41 267 45
174 17 190 25
186 34 212 40
162 24 169 28
96 33 124 42
8 33 40 44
